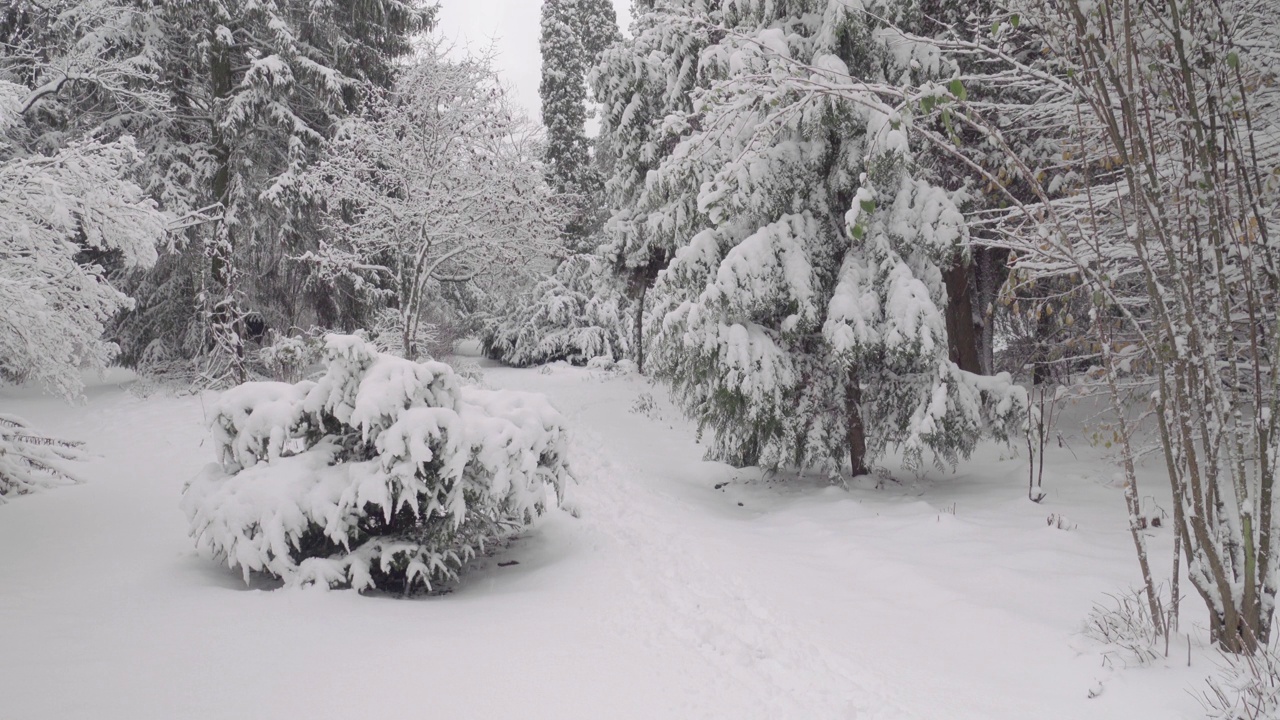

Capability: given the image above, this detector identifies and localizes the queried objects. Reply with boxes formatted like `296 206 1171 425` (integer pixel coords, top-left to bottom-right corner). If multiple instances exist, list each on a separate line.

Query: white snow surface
0 358 1211 718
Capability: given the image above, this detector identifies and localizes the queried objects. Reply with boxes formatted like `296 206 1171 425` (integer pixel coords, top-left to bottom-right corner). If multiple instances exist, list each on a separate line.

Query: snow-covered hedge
181 334 572 593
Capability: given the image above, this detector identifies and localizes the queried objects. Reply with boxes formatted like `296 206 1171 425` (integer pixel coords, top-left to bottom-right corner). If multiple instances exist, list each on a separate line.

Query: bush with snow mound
181 334 572 593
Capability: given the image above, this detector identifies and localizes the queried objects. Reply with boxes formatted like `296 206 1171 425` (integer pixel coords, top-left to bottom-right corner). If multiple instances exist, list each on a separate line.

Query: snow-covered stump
181 334 572 593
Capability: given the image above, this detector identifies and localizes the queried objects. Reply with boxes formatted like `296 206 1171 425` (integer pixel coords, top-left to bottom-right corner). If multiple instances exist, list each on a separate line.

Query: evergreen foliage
181 334 573 592
482 254 630 367
594 1 1025 473
539 0 619 249
0 414 85 502
89 0 434 378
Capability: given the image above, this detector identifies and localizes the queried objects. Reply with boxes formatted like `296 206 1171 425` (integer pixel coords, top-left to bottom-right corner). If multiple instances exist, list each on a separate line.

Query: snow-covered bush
255 330 325 383
181 334 572 593
0 414 84 502
483 254 630 367
1082 587 1171 668
1201 642 1280 720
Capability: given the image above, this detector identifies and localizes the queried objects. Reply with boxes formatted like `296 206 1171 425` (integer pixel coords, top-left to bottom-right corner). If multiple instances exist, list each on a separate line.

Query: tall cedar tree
592 0 1023 474
539 0 618 250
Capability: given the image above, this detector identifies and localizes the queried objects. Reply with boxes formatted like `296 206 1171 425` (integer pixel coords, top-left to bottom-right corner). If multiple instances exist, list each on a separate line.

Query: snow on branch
0 414 86 502
182 334 574 593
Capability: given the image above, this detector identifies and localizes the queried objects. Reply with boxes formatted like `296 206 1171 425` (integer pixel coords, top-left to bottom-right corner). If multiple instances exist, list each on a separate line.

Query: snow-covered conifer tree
482 254 630 367
0 414 85 502
182 334 572 592
595 1 1024 473
539 0 619 248
97 0 432 379
590 5 715 369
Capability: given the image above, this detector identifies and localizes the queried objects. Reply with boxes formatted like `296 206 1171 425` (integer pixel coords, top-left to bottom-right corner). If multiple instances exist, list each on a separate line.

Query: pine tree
594 1 1024 474
481 254 630 367
477 0 625 370
590 3 711 369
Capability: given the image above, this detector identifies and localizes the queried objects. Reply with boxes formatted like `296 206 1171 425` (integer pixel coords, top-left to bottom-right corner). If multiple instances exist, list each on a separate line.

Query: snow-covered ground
0 354 1217 718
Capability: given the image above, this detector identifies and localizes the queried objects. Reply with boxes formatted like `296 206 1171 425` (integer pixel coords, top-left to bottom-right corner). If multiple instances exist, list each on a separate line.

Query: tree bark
944 258 982 374
629 254 665 374
633 281 645 374
845 366 869 476
972 247 1006 375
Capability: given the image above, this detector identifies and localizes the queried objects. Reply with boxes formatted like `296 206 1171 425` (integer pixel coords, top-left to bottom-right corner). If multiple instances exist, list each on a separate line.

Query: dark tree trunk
845 366 869 476
944 257 982 374
1031 309 1055 386
972 247 1007 375
633 281 645 374
627 254 666 375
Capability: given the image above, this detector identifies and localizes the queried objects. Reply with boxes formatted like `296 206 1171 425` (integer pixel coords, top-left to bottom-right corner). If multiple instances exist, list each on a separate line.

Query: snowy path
0 364 1204 718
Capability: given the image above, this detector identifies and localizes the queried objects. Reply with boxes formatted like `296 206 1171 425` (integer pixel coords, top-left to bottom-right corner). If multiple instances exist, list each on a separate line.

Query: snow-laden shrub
181 334 572 593
0 414 84 502
370 307 465 361
1082 587 1171 668
482 255 630 367
256 329 325 383
1200 642 1280 720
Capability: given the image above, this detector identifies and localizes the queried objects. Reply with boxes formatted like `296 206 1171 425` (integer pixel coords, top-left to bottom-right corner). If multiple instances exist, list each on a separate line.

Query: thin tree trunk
845 366 869 477
973 247 1004 375
208 17 244 382
633 281 646 374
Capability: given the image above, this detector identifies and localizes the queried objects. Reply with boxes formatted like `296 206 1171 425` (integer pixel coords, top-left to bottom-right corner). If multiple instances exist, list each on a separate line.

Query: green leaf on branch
942 107 959 145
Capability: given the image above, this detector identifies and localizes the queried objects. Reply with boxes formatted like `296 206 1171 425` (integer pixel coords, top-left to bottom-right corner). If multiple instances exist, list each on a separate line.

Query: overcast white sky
433 0 633 125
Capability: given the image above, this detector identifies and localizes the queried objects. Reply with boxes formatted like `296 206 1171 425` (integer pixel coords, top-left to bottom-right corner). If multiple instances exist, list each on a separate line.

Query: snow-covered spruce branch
0 414 86 502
